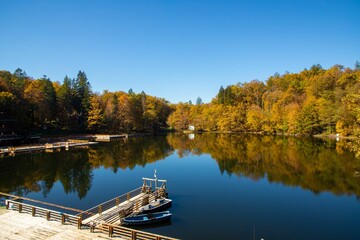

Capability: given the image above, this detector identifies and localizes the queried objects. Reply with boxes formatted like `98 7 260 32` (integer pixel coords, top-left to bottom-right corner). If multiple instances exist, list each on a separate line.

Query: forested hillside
0 69 171 133
1 63 360 137
168 63 360 137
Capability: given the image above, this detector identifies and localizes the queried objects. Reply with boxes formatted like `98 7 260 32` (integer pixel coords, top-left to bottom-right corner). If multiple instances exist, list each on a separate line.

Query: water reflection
88 135 174 172
0 135 174 199
167 133 360 197
0 133 359 199
0 149 92 199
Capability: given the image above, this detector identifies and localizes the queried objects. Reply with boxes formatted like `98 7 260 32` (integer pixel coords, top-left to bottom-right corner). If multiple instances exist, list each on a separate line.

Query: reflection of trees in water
167 133 360 197
0 135 173 199
1 134 358 199
88 135 174 172
0 149 93 199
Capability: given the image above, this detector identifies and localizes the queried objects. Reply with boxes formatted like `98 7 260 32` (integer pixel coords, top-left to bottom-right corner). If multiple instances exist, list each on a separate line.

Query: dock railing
5 199 82 229
96 222 179 240
4 198 180 240
1 187 178 240
78 187 143 221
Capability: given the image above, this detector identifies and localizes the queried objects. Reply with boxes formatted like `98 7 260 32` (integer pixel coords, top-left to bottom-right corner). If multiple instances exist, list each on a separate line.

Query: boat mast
154 169 158 191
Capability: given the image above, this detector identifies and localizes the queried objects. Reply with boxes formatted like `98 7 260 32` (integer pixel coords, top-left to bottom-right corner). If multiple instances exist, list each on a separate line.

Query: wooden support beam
46 211 50 221
18 203 22 213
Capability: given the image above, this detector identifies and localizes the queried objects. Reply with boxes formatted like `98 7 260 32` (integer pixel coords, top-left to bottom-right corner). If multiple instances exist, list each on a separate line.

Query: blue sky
0 0 359 103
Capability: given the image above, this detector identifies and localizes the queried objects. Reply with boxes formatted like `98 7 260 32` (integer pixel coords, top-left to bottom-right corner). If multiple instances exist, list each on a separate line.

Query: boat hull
140 198 172 214
122 211 172 226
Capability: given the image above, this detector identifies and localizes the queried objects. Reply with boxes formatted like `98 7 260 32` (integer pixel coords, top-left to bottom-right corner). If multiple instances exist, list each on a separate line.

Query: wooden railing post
5 200 9 210
131 230 136 240
116 197 120 206
78 217 82 229
18 203 22 213
46 211 50 220
61 213 65 224
32 207 36 216
108 225 113 237
98 205 102 215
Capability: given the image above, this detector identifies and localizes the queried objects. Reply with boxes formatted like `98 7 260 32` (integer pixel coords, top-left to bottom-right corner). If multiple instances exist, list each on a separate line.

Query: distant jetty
0 133 154 156
0 140 97 157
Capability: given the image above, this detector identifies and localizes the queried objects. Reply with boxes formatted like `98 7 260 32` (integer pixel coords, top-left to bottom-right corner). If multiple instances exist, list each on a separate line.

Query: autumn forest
1 63 360 137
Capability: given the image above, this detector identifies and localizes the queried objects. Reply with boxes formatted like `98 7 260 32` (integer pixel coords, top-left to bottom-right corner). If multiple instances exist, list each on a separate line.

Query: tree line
1 62 359 136
168 62 360 137
0 69 171 133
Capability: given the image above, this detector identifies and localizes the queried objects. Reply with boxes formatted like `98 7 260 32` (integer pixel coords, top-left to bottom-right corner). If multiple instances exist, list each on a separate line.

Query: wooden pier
0 174 177 240
0 141 98 156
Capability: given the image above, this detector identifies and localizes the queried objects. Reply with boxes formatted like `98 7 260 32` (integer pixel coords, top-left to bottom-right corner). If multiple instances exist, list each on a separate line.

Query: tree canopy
168 63 360 137
0 70 171 133
1 62 360 138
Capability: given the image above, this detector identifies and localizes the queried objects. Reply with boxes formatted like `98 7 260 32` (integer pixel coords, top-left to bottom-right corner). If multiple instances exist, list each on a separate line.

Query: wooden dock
0 174 177 240
0 141 98 156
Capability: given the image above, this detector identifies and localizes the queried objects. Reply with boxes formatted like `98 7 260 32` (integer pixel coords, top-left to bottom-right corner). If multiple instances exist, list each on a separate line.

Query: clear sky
0 0 359 103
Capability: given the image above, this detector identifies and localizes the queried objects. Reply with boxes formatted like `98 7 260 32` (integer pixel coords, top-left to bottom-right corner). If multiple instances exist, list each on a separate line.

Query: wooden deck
0 206 115 240
0 176 177 240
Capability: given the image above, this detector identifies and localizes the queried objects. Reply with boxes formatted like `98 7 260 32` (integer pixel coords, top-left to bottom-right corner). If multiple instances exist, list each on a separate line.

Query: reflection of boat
139 198 172 213
130 219 172 229
122 211 172 226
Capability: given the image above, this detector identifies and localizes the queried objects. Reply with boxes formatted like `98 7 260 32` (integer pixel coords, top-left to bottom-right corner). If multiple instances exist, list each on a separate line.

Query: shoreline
3 131 359 149
182 131 360 140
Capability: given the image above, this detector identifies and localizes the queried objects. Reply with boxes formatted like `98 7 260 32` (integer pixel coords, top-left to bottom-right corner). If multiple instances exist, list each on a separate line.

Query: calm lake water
1 133 360 240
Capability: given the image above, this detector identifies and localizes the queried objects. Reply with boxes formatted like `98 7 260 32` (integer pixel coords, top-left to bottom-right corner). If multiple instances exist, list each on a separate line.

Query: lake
1 133 360 239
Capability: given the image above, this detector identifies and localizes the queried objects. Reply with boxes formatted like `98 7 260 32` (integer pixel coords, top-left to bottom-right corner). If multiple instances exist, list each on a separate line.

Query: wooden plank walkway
82 192 149 225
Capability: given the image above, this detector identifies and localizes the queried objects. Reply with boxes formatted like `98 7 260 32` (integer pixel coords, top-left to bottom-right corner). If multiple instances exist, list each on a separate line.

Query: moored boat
139 198 172 213
122 211 172 226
